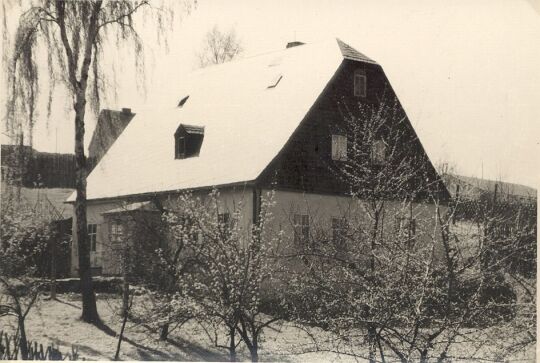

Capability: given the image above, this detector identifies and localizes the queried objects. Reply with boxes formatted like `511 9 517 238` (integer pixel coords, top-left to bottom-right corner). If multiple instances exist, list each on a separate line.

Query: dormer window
354 69 367 97
175 124 204 159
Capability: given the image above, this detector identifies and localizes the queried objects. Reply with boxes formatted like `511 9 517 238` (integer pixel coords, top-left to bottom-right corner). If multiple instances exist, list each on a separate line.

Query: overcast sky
2 0 539 188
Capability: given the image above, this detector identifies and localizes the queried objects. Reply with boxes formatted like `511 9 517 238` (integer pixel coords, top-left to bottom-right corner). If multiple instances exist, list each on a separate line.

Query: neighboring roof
1 183 73 219
444 174 537 200
70 39 378 202
88 109 135 165
102 201 158 215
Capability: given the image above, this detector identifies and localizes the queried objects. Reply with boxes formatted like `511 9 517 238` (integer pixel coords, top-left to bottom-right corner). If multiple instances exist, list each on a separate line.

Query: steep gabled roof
69 39 377 202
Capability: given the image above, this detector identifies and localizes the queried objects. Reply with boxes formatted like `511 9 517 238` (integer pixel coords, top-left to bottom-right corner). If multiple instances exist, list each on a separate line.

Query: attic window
267 74 283 89
354 69 367 97
331 134 348 161
178 96 189 108
175 124 204 159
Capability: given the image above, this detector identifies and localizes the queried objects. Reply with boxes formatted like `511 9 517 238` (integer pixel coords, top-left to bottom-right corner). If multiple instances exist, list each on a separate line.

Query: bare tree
0 187 51 360
281 97 533 361
197 25 243 68
3 0 189 323
163 190 284 362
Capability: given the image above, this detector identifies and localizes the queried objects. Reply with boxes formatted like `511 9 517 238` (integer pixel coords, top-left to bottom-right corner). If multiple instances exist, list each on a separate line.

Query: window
293 214 310 244
110 220 125 243
354 70 367 97
175 124 204 159
88 224 97 252
331 134 348 161
371 139 387 165
396 217 416 238
218 212 231 237
332 217 348 245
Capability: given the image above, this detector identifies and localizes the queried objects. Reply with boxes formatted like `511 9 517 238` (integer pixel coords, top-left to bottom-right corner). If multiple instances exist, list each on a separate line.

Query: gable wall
258 59 447 200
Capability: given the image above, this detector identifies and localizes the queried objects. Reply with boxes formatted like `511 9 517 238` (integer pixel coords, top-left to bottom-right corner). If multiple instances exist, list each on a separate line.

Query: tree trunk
420 349 428 363
18 316 29 360
367 324 377 363
74 97 99 323
121 242 130 317
114 306 129 361
122 277 129 317
249 338 258 363
159 323 169 341
228 326 237 362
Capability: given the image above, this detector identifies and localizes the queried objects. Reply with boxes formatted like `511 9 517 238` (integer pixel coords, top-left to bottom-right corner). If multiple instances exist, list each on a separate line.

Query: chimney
286 41 305 49
121 107 131 114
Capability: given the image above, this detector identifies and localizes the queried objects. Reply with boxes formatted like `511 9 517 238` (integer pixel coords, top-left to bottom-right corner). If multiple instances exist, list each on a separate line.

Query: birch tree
3 0 190 323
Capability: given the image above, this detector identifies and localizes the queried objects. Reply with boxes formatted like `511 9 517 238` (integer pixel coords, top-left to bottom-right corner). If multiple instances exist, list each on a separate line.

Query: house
68 39 450 276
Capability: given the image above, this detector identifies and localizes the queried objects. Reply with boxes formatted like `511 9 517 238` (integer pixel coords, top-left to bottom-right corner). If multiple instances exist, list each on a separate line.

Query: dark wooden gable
256 59 450 202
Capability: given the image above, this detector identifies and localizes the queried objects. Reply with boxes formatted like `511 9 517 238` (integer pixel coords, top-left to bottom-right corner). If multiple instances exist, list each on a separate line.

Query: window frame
88 224 97 252
371 139 387 165
354 70 367 98
331 217 348 245
396 216 416 239
331 134 348 161
109 220 125 244
218 212 232 237
175 124 204 159
293 214 310 244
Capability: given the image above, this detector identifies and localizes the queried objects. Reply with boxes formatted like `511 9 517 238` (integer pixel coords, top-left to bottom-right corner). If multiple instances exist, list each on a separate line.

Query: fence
0 330 80 360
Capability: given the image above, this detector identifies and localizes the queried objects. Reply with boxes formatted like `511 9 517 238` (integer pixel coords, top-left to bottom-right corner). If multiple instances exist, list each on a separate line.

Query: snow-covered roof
70 39 377 202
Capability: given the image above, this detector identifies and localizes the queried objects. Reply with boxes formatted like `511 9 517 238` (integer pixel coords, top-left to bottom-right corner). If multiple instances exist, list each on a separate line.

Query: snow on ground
0 293 535 362
0 294 347 361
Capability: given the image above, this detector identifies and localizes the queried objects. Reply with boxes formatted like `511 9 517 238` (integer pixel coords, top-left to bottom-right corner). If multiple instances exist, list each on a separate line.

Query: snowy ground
0 294 346 361
0 294 535 362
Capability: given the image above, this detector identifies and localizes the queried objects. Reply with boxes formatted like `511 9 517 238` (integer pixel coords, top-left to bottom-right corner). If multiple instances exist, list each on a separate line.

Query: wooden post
50 236 57 300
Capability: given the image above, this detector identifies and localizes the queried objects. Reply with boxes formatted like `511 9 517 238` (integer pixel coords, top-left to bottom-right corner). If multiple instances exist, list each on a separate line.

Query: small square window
354 72 367 97
294 214 310 244
88 224 97 252
332 134 348 161
110 221 124 243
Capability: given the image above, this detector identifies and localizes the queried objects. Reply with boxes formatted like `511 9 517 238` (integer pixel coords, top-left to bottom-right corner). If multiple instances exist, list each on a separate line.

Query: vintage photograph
1 0 538 361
